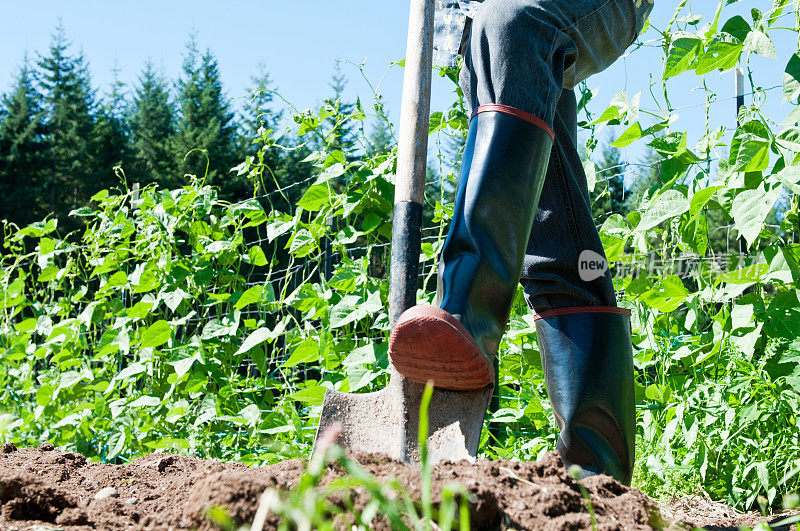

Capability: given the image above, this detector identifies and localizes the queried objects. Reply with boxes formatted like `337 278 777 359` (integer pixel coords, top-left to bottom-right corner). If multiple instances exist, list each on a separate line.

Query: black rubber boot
534 307 636 485
390 105 553 390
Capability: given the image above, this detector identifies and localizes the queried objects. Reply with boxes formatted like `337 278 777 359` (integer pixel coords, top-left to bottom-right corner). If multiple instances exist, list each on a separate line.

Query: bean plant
0 0 798 514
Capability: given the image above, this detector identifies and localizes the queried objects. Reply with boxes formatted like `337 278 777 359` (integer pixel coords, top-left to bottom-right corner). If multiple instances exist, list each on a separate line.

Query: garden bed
0 444 794 530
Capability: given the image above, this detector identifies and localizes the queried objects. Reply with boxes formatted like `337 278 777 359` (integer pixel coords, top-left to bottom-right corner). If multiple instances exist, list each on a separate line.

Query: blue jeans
458 0 652 312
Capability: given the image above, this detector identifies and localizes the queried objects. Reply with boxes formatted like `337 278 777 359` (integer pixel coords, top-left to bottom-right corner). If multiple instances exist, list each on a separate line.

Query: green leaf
140 320 172 348
599 214 629 262
586 103 620 126
161 289 189 313
361 213 383 233
281 338 320 368
730 323 762 360
169 356 198 379
129 395 161 408
69 206 94 218
783 52 800 103
689 184 725 216
744 30 776 58
105 271 128 288
361 289 383 313
664 34 702 78
14 318 36 332
313 163 345 185
323 150 346 168
330 295 369 328
127 302 154 320
765 291 800 339
36 384 55 406
612 122 644 148
638 276 689 313
58 371 87 391
240 404 261 427
119 362 147 380
246 246 268 266
782 105 800 125
108 362 147 395
720 15 752 42
131 265 161 294
343 344 378 367
638 190 690 232
695 39 743 74
346 364 381 391
146 438 190 450
645 384 671 403
266 217 294 242
489 407 525 423
429 111 446 134
297 185 330 211
201 318 239 340
235 285 263 310
718 263 769 285
775 127 800 154
731 184 780 248
92 254 120 276
680 212 709 256
731 121 771 172
106 431 127 461
584 161 597 193
777 165 800 193
227 198 265 217
288 229 316 258
91 189 110 202
235 327 271 355
289 385 326 406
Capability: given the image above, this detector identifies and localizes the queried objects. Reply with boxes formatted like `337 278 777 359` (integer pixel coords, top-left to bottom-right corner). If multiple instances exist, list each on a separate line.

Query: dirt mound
0 444 788 530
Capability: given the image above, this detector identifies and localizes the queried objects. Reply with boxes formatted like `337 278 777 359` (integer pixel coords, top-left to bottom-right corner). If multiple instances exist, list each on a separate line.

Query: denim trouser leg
521 89 616 310
458 0 652 312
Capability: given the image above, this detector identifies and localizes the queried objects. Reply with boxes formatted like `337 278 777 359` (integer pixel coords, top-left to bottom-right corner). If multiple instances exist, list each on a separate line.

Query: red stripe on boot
471 104 555 141
533 306 632 321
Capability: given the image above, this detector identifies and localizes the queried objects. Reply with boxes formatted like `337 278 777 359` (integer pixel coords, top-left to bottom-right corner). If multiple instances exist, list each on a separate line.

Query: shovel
312 0 493 464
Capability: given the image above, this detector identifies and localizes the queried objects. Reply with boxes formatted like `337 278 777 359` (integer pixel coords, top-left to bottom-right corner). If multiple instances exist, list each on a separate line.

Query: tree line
0 26 348 233
0 25 744 255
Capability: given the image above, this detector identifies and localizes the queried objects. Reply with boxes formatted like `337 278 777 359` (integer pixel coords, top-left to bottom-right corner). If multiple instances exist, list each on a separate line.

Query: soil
0 443 795 530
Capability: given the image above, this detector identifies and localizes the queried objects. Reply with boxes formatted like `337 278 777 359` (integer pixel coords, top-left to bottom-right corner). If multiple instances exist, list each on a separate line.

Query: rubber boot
389 105 554 390
534 307 636 485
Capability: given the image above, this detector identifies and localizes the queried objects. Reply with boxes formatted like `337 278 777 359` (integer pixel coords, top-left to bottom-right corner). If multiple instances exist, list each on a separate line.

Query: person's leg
520 89 616 311
455 0 650 484
390 0 650 483
391 0 645 388
459 0 650 120
524 88 635 484
391 0 569 390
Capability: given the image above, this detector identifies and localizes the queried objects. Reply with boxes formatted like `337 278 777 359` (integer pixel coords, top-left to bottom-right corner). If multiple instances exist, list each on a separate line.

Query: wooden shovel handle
395 0 435 205
389 0 436 327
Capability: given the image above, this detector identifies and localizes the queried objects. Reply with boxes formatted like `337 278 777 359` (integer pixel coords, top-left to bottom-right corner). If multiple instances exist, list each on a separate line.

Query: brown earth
0 442 795 530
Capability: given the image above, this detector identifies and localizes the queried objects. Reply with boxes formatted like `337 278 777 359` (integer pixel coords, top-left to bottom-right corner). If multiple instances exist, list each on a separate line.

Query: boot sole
389 306 494 391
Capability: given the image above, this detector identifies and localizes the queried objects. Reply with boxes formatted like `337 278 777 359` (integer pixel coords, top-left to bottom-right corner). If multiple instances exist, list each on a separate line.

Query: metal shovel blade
311 0 492 464
314 368 492 464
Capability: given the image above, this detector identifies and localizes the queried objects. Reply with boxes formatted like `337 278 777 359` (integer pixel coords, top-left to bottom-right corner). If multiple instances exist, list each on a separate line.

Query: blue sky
0 1 417 122
0 1 795 169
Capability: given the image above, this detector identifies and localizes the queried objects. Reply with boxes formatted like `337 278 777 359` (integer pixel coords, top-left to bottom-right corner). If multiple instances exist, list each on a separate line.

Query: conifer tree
320 62 358 157
37 25 98 223
590 140 628 224
174 35 242 198
93 64 131 192
130 60 176 186
0 58 48 225
239 67 290 201
241 66 281 149
367 118 392 156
